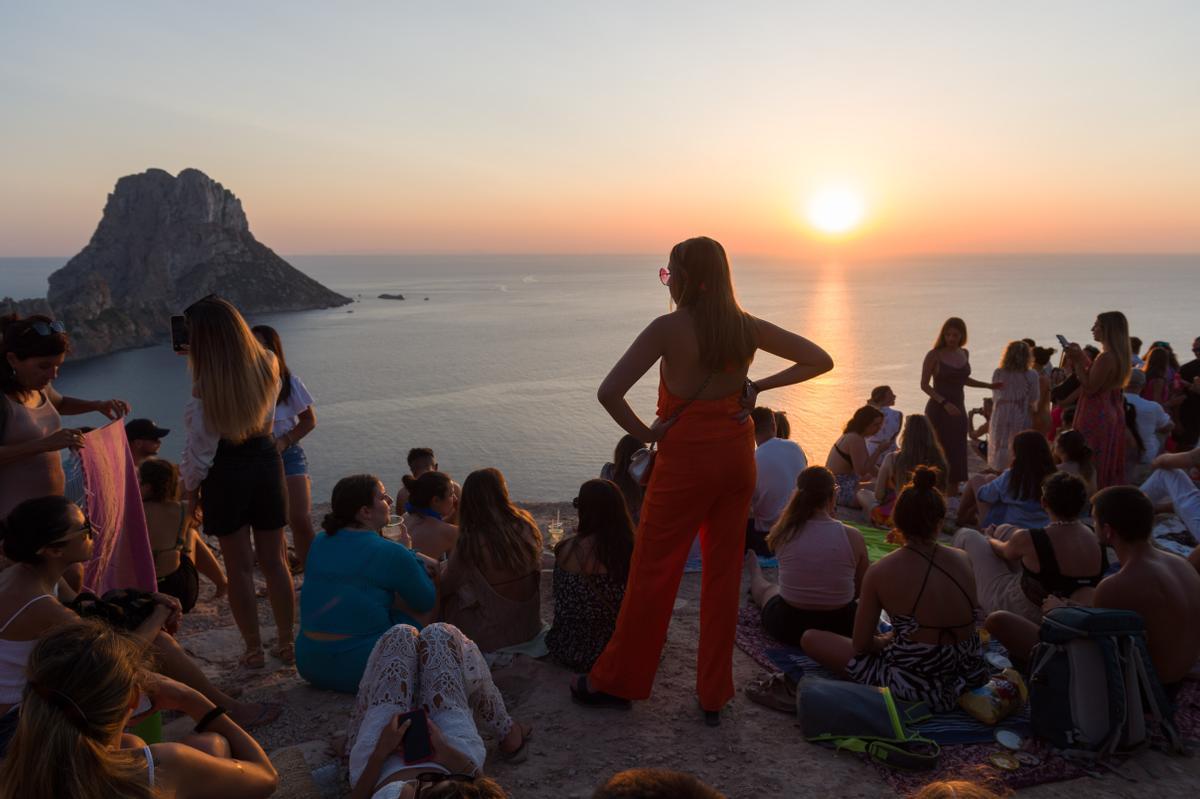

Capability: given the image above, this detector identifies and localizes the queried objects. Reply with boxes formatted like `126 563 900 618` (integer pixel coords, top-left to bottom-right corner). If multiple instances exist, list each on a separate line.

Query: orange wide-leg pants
589 392 755 711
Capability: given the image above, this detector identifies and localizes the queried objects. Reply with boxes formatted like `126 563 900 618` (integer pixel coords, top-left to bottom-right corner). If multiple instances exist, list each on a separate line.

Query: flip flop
744 672 797 713
236 701 283 731
570 675 631 709
270 642 296 666
239 649 266 670
498 724 534 763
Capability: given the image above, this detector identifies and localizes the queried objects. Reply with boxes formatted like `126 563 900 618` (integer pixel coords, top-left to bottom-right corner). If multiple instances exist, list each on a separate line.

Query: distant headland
1 168 351 359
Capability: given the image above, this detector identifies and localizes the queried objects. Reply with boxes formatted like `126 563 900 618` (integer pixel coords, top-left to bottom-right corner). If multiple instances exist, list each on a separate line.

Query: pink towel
81 420 157 594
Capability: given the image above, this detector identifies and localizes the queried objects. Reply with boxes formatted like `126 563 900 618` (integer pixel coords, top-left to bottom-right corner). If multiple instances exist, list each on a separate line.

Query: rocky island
1 168 350 359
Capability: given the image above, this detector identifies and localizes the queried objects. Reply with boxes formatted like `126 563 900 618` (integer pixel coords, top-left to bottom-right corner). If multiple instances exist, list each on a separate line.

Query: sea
2 253 1197 501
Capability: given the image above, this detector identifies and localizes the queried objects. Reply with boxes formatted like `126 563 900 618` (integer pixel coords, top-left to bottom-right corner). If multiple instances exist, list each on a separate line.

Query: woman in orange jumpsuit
571 236 833 724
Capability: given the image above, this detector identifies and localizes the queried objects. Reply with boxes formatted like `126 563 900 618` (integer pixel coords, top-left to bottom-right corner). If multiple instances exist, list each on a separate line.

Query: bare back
870 545 979 645
1096 549 1200 683
657 310 751 399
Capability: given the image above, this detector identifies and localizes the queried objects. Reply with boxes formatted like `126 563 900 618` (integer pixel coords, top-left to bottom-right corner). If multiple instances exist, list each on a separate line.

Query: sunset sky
3 2 1199 258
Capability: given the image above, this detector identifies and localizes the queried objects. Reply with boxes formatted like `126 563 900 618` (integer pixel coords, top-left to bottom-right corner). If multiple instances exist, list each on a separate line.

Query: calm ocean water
3 253 1197 500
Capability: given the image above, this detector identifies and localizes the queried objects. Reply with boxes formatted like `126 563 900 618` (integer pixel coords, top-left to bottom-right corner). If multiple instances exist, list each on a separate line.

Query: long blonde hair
998 340 1031 373
1095 311 1132 391
456 468 542 574
668 237 757 371
185 296 278 442
891 415 949 492
0 620 157 799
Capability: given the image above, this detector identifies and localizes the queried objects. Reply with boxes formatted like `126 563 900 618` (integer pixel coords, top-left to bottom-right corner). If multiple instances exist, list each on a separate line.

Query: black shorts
761 595 857 646
200 436 287 537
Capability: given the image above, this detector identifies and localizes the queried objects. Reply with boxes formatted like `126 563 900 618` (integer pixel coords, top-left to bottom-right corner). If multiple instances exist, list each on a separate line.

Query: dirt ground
168 502 1200 798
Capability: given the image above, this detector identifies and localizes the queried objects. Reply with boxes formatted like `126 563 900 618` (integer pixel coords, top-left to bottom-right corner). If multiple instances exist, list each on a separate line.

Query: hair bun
401 474 417 490
911 465 940 491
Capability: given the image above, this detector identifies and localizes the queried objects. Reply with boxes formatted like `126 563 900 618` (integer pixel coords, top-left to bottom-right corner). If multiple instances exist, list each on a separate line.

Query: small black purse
68 589 159 632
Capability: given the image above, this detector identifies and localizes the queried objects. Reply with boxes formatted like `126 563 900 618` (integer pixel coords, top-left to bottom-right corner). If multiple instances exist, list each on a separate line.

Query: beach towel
80 421 157 594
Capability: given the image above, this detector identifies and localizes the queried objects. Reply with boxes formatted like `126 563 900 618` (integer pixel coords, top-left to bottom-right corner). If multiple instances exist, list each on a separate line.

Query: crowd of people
2 238 1200 797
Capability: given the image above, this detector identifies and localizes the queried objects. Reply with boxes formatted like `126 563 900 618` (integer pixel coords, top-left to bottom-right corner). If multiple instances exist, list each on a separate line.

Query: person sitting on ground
825 406 884 508
1052 428 1097 498
1124 369 1174 483
803 467 988 712
865 386 903 466
955 472 1105 622
346 623 530 799
745 467 868 645
986 486 1200 691
1141 446 1200 541
912 781 1005 799
957 431 1056 529
297 475 436 694
395 447 437 511
0 496 276 753
592 768 725 799
546 479 634 672
401 471 460 560
746 406 807 556
125 418 170 468
600 434 646 525
773 409 792 440
439 469 543 652
140 458 228 612
0 620 278 799
857 414 948 526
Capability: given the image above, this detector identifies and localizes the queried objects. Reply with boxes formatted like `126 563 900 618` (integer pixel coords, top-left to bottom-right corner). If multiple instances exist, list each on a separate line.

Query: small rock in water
378 293 405 300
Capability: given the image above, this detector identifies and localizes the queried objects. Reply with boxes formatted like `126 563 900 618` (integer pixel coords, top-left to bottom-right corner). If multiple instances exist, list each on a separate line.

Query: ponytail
766 466 837 552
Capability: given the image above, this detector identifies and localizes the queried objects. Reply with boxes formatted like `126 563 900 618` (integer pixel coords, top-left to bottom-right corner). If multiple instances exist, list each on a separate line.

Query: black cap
125 418 170 442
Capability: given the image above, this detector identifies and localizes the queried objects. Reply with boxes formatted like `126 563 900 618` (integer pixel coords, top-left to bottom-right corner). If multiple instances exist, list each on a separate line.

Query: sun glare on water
806 185 866 236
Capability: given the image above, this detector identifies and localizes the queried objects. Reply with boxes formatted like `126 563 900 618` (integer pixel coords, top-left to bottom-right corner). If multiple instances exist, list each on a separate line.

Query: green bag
796 678 941 771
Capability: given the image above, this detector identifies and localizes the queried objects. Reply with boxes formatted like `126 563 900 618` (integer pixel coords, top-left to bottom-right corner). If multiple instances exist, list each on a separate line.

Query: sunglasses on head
19 320 67 338
183 293 222 315
414 772 476 798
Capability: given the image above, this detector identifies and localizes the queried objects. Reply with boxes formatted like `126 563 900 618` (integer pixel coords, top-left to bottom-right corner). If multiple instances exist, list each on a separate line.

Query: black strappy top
833 440 854 468
1019 527 1108 606
903 544 978 643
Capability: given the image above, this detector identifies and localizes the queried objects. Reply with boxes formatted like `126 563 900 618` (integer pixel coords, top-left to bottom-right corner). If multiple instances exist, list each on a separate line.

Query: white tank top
0 594 56 705
776 517 857 607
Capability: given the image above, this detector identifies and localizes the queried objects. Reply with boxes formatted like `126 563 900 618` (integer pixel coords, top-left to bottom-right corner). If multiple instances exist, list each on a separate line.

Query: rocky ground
170 501 1200 798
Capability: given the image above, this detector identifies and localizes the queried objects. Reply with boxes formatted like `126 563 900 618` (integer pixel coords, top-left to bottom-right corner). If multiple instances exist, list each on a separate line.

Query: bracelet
194 705 227 733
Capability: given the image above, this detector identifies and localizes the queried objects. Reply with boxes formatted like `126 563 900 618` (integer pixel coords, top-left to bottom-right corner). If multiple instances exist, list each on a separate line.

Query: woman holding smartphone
178 296 295 669
570 237 832 725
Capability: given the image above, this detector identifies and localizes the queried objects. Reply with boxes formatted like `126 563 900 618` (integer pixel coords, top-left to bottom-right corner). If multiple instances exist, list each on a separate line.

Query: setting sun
806 185 867 236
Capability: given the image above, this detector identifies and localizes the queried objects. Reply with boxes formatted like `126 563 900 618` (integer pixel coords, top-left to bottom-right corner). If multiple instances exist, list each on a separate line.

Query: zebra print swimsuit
846 544 989 712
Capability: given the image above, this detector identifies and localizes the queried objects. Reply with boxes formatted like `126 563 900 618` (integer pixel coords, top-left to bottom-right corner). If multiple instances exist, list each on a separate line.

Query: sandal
569 675 631 709
744 672 797 713
498 723 533 763
239 649 266 670
270 641 296 666
235 701 283 730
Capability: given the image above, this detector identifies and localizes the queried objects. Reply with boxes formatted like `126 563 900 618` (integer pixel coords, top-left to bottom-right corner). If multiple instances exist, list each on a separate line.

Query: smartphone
394 708 434 763
1055 334 1070 350
170 315 189 352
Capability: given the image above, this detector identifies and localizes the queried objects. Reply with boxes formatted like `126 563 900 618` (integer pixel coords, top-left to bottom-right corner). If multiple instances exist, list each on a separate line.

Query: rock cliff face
34 168 350 358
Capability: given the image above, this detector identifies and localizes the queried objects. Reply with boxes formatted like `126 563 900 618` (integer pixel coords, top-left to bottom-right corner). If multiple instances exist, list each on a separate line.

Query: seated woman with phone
347 623 531 799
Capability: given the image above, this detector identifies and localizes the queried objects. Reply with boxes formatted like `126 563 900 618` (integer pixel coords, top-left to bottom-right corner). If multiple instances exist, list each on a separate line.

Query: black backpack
1029 606 1181 757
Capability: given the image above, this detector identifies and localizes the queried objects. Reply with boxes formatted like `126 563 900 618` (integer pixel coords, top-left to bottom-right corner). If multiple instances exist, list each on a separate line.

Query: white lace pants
347 623 514 785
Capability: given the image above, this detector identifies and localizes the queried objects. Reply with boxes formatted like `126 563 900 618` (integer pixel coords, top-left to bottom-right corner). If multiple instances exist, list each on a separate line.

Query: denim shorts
281 444 309 477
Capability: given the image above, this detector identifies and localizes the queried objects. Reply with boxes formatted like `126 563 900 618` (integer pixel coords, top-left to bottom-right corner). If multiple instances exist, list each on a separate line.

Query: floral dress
546 566 626 672
1073 387 1126 488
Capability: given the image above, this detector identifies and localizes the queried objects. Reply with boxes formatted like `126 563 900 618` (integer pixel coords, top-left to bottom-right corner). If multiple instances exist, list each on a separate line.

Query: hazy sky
3 2 1199 257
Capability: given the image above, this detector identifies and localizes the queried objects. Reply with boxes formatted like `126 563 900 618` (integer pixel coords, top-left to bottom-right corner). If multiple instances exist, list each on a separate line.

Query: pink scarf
81 421 157 593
